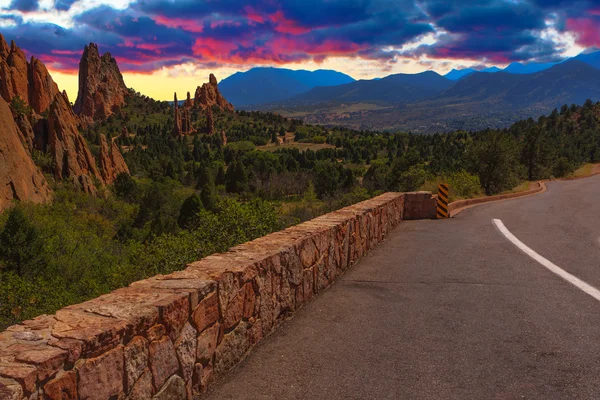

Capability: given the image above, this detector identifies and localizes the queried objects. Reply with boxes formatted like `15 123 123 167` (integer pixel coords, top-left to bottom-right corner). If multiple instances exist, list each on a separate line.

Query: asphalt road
206 175 600 400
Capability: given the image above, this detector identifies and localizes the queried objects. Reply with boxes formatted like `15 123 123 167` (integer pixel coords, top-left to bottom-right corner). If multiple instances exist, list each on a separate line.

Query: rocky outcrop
0 34 59 114
171 74 233 137
0 96 51 210
47 91 102 195
73 43 129 122
172 93 195 137
29 56 61 115
193 74 234 112
98 134 130 185
13 113 35 152
0 37 131 199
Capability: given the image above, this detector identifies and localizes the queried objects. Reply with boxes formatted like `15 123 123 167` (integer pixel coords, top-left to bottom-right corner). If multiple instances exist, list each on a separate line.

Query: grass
570 163 597 178
503 181 538 194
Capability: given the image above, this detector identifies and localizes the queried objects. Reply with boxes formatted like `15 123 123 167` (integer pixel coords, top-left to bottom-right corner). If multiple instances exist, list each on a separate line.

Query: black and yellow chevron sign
437 183 449 219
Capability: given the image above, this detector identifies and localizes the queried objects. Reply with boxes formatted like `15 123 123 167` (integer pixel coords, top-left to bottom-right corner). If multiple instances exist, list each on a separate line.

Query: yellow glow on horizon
49 55 505 102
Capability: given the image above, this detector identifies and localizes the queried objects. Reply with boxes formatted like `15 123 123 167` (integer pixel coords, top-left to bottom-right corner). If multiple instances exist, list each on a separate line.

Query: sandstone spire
172 92 182 136
0 34 9 59
172 92 195 136
73 43 129 122
0 35 59 114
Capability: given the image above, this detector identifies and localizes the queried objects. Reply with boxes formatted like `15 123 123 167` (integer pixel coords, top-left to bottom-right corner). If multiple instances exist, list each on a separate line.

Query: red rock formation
185 91 193 108
13 113 35 152
193 74 234 112
0 34 59 114
0 96 51 210
73 43 129 122
0 34 8 59
29 56 60 114
47 91 103 195
172 93 195 136
172 93 182 136
98 134 130 185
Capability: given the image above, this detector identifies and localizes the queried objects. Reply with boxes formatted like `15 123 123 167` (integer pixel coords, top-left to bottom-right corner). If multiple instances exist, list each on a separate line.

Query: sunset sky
0 0 596 101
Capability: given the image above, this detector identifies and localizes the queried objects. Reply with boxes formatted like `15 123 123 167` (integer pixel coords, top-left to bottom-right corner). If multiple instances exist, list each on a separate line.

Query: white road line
493 219 600 303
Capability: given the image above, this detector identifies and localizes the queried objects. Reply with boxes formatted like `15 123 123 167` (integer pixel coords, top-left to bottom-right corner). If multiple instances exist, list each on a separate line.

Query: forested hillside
2 89 600 329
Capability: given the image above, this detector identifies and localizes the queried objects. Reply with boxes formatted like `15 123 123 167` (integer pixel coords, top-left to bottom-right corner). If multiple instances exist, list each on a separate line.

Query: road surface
206 175 600 399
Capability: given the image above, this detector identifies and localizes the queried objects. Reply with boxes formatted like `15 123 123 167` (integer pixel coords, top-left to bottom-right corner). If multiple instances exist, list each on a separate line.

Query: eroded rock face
29 56 61 115
0 96 51 211
172 93 195 137
171 74 233 137
194 74 234 112
98 134 130 185
47 91 102 195
73 43 129 122
0 34 59 114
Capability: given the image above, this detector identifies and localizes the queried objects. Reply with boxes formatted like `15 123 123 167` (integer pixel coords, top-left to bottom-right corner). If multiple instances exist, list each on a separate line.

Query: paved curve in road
206 175 600 399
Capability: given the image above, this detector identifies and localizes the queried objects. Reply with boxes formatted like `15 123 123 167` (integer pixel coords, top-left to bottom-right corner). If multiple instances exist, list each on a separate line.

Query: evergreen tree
467 131 519 195
201 183 219 212
215 164 226 186
225 161 248 193
521 125 553 180
178 193 203 229
196 164 214 190
0 207 44 277
113 173 139 203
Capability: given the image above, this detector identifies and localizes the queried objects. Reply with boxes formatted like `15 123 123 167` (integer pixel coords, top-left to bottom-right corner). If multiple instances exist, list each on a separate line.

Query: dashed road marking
493 219 600 303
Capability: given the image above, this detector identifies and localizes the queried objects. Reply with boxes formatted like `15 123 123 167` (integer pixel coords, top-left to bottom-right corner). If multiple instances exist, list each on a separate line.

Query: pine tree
178 193 203 229
0 207 44 277
215 164 226 186
200 183 219 212
225 161 248 193
196 164 214 190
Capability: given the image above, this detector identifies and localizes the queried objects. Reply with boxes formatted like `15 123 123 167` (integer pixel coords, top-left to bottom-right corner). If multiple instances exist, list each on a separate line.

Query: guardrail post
437 183 449 219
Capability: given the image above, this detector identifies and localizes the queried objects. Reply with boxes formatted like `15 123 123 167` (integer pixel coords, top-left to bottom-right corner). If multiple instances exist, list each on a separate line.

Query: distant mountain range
275 71 453 107
445 67 500 80
444 49 600 80
219 67 355 107
257 60 600 133
216 50 600 133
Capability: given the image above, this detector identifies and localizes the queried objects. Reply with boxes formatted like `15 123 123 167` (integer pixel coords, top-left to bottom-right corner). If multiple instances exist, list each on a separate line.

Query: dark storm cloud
8 0 39 12
54 0 78 11
1 0 599 73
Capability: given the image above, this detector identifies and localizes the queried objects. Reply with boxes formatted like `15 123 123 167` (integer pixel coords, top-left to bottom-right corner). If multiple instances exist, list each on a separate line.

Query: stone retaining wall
0 192 435 400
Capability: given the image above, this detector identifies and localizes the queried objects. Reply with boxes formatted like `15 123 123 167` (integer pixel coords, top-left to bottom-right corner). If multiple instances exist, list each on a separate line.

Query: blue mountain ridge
219 67 355 107
444 49 600 80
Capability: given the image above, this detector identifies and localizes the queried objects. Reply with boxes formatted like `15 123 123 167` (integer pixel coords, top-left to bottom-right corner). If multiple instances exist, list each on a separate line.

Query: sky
0 0 597 101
